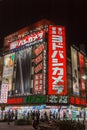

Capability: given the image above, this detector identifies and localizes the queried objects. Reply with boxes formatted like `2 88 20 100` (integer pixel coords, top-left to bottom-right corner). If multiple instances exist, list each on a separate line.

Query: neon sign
48 95 68 104
26 95 47 103
48 26 67 95
70 96 86 106
7 98 23 104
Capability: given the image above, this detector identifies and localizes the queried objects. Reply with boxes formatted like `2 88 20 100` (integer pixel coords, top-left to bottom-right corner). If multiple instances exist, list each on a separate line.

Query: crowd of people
2 108 86 128
4 110 18 125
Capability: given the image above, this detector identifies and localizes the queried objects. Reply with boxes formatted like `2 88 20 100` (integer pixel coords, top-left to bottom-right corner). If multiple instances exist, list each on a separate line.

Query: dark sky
0 0 87 52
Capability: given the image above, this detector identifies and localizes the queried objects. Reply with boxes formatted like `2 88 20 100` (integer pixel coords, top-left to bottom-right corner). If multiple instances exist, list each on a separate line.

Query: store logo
48 26 67 95
10 30 45 50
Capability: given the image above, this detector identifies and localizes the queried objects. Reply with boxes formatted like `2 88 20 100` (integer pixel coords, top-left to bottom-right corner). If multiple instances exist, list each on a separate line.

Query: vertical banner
78 52 86 96
0 83 8 103
48 26 67 95
71 47 79 95
33 43 45 94
2 53 15 96
34 74 43 94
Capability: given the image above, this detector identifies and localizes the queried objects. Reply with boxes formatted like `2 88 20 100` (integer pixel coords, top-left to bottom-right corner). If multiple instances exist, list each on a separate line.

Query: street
0 122 34 130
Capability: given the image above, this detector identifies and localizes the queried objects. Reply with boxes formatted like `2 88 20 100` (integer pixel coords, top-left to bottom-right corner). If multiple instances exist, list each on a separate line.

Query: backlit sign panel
48 26 67 95
34 73 43 93
71 47 79 95
7 98 23 104
33 42 46 94
70 96 86 106
78 52 86 97
48 95 68 104
26 95 47 103
10 30 45 50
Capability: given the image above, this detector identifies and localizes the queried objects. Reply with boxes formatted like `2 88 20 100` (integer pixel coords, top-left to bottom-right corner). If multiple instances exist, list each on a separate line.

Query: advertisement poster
78 52 86 96
71 47 79 95
15 47 32 95
48 26 67 95
2 53 15 96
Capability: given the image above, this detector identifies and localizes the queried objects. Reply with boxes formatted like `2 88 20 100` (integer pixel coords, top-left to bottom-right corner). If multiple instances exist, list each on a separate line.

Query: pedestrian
44 112 48 122
7 112 11 125
27 111 30 119
15 110 18 120
32 116 38 129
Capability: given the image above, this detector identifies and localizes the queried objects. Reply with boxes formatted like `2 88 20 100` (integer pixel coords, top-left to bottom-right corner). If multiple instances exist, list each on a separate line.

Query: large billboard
48 26 67 95
71 47 79 95
78 52 86 97
4 19 52 50
15 47 32 95
11 33 47 96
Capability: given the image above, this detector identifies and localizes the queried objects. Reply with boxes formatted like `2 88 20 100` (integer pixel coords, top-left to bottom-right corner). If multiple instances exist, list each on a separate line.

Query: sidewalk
0 122 34 130
0 120 87 130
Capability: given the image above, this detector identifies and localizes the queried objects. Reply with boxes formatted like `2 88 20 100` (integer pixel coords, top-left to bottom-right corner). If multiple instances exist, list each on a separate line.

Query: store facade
0 19 87 120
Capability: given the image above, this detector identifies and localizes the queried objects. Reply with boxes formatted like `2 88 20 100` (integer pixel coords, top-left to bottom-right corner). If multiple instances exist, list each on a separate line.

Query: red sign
34 54 43 64
34 62 43 73
70 96 86 106
48 26 67 95
7 98 23 104
34 74 43 94
78 52 86 96
34 44 44 56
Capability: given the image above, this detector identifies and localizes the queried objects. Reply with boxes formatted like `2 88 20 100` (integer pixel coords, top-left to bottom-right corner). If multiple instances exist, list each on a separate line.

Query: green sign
26 95 47 103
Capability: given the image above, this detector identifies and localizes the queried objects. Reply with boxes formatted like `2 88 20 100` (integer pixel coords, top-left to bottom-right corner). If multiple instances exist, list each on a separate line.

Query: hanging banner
71 47 79 95
2 53 15 96
78 52 86 96
48 26 67 95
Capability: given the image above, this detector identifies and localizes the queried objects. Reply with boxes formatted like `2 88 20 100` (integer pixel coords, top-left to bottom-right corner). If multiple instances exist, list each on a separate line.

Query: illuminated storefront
0 19 87 120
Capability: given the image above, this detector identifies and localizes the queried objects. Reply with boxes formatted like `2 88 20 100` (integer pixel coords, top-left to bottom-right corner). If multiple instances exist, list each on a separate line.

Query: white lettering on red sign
48 26 67 95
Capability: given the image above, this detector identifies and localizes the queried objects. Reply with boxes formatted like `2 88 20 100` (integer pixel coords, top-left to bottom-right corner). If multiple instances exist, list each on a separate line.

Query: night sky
0 0 87 52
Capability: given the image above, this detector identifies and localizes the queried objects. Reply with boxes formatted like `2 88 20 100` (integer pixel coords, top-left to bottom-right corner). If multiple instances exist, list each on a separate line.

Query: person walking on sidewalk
7 112 11 125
